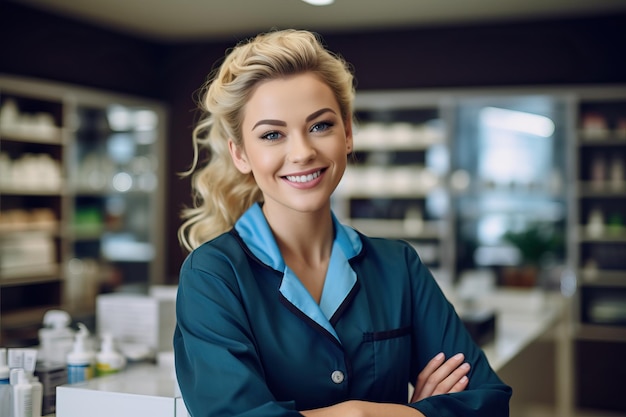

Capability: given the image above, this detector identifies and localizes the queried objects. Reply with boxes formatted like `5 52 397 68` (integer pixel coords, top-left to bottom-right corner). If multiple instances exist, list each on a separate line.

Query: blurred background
1 0 626 416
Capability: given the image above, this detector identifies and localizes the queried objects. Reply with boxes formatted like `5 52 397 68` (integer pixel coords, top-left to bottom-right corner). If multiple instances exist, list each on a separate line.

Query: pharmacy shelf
0 74 167 347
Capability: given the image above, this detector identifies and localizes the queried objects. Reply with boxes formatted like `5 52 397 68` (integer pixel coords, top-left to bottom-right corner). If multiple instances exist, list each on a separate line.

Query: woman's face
229 72 352 217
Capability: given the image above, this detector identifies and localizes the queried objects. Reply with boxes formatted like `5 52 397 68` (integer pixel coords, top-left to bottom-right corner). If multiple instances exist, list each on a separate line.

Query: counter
55 288 570 417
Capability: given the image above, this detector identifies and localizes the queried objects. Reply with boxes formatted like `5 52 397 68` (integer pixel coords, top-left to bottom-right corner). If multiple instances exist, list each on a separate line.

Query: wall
2 1 626 281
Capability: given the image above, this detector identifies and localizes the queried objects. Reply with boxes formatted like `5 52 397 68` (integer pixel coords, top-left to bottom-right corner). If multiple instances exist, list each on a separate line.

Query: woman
174 29 511 417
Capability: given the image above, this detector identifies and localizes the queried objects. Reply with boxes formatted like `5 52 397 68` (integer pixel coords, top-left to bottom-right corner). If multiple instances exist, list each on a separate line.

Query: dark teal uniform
174 203 511 416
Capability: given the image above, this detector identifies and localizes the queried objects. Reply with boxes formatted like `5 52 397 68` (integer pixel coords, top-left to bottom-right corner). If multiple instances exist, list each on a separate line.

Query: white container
12 369 33 417
28 375 43 417
96 289 177 357
0 348 9 383
96 333 126 377
67 323 95 384
0 349 10 417
39 310 75 365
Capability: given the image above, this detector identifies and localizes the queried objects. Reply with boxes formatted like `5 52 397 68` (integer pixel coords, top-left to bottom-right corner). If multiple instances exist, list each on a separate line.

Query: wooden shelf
578 182 626 197
575 324 626 343
0 305 60 330
0 264 62 285
580 269 626 287
578 230 626 243
0 125 63 144
348 218 445 239
578 134 626 145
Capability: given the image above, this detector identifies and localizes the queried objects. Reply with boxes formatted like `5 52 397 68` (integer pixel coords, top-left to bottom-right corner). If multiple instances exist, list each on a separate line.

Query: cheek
248 150 281 175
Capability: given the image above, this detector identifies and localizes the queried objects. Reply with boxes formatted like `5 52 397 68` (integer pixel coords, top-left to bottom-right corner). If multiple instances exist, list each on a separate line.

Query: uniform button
331 370 344 384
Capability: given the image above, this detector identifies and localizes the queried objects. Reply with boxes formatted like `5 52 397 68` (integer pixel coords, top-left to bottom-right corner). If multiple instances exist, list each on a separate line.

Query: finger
449 375 470 394
432 362 471 396
417 353 465 399
413 352 445 398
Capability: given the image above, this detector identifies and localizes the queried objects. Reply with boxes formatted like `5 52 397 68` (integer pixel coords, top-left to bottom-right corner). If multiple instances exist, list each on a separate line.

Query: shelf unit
332 92 452 282
0 75 167 347
572 89 626 413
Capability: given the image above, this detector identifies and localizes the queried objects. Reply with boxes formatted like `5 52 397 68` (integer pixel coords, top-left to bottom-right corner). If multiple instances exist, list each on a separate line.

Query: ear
344 118 354 154
228 139 252 174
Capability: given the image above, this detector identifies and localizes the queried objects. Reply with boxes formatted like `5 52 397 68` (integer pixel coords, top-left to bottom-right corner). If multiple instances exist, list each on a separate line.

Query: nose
288 134 316 164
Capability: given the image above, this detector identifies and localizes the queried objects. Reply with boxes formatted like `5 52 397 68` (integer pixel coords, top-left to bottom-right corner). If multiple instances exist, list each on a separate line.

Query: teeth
286 170 321 183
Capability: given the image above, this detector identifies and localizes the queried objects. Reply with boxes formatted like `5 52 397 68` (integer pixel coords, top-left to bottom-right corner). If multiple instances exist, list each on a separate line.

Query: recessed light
301 0 334 5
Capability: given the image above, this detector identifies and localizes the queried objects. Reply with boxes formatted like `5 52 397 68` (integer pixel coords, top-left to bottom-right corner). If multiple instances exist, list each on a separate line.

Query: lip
281 168 327 189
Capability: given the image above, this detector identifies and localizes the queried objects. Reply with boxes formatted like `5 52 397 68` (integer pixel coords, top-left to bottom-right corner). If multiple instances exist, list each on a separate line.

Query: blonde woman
174 29 511 417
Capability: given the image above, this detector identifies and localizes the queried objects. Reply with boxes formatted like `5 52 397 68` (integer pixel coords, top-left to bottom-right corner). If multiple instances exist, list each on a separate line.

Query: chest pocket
361 326 411 402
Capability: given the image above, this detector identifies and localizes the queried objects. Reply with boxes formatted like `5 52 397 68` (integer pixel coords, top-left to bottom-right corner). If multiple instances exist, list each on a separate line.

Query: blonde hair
178 29 355 252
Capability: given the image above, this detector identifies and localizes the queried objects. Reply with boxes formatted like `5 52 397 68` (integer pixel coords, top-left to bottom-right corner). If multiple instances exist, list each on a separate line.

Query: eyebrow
251 108 337 130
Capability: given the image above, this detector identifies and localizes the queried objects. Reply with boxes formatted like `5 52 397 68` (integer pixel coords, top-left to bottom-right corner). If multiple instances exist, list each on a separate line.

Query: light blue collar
235 203 362 340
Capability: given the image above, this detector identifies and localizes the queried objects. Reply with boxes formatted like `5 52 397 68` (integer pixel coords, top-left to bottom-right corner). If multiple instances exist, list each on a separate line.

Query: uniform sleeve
405 245 512 417
173 252 303 417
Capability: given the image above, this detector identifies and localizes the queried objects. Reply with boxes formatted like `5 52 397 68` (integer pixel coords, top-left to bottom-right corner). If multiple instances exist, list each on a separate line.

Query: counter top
476 289 566 371
55 288 569 417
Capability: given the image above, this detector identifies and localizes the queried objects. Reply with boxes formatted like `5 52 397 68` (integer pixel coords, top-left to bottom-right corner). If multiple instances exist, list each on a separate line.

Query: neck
263 204 334 267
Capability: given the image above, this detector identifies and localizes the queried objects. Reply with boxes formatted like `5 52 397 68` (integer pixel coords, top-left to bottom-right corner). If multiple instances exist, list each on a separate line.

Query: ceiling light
301 0 334 5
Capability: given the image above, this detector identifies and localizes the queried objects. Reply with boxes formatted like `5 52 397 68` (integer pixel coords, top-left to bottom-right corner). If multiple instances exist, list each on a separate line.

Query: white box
96 289 176 355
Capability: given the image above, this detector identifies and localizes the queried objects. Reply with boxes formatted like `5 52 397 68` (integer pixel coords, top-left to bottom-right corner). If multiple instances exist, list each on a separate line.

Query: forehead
243 73 339 125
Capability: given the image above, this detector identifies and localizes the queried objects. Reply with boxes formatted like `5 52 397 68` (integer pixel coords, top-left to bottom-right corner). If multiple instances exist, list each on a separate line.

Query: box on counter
96 287 177 359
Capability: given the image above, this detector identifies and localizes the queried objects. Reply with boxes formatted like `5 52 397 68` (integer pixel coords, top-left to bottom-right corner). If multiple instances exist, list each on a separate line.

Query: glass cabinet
0 75 166 346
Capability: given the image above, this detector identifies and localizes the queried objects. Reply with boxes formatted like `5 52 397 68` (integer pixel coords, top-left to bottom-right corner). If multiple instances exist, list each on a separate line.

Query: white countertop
474 289 566 371
54 288 568 417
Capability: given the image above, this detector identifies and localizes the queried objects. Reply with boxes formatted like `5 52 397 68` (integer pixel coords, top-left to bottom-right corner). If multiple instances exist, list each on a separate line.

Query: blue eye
311 121 333 133
261 131 282 141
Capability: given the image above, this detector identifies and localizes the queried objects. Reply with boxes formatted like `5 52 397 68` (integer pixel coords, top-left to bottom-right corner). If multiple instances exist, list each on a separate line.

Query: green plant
503 222 563 265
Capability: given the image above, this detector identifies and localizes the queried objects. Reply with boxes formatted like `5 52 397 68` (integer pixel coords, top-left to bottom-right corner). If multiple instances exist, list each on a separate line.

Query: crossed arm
301 352 470 417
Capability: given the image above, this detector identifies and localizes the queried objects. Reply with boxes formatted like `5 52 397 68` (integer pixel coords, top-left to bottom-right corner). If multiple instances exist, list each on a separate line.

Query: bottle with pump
67 323 95 384
96 333 126 377
38 309 75 365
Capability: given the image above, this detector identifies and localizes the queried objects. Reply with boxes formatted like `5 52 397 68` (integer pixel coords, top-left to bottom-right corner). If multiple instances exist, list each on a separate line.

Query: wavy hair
178 29 355 252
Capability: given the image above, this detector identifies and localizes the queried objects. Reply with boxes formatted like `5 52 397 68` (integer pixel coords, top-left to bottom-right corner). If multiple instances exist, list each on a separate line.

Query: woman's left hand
410 352 470 402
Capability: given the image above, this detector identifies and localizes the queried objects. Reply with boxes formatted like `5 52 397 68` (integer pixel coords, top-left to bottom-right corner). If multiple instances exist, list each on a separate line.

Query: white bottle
27 374 43 417
12 369 33 417
66 323 95 384
39 310 75 365
0 348 9 384
96 333 126 377
0 349 10 417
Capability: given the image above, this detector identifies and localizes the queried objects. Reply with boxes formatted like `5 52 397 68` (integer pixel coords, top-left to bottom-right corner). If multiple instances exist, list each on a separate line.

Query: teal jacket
174 203 511 416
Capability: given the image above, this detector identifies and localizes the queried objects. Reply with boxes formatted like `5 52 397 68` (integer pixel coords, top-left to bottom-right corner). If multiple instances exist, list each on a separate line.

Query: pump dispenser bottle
39 310 75 364
96 333 126 377
67 323 95 384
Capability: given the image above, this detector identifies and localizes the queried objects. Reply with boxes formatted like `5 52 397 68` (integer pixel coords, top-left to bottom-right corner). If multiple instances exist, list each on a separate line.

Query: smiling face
229 72 353 218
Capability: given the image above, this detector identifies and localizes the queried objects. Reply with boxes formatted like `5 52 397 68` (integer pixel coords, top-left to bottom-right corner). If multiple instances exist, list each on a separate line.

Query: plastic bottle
28 374 43 417
38 310 75 365
11 368 33 417
96 333 126 377
66 323 95 384
0 348 10 417
0 348 8 384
